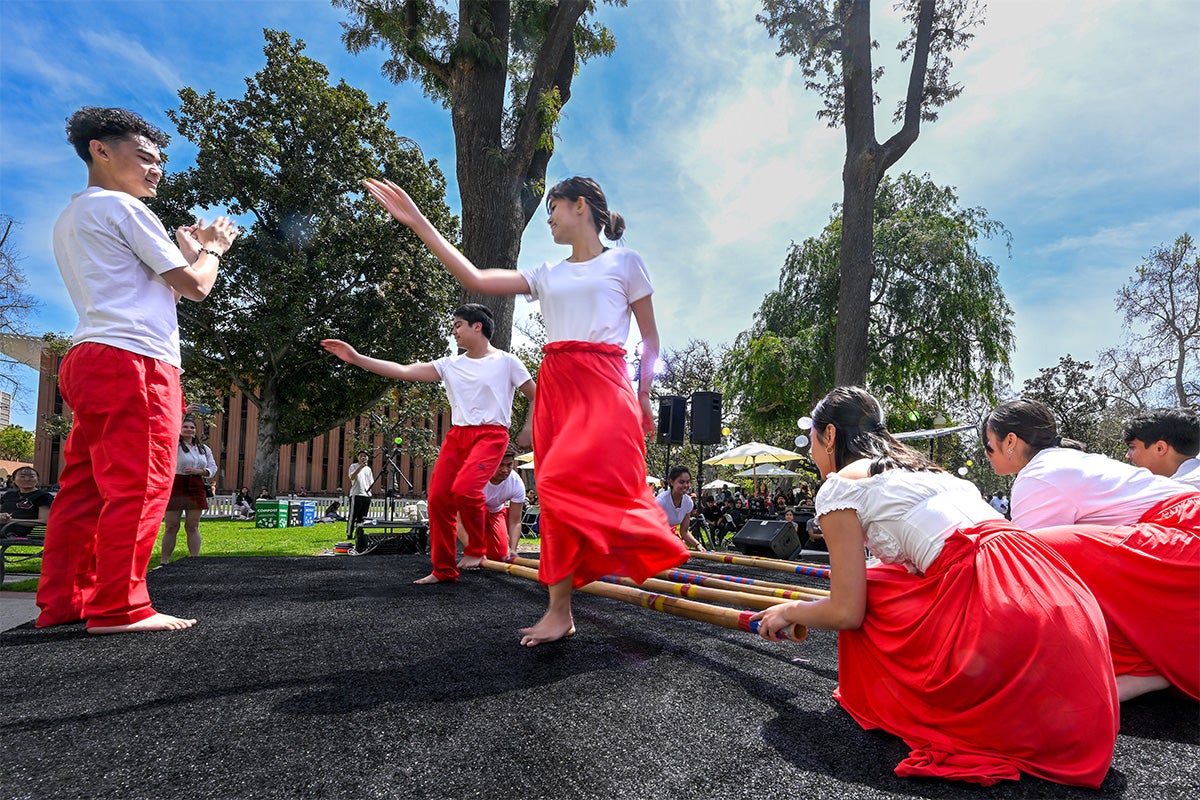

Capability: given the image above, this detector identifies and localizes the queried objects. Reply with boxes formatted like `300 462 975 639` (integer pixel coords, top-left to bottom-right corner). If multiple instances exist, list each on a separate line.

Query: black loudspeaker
657 395 686 444
689 391 722 444
732 519 800 559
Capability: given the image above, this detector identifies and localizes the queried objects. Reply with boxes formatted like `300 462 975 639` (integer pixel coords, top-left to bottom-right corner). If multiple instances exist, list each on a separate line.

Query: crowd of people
21 105 1199 790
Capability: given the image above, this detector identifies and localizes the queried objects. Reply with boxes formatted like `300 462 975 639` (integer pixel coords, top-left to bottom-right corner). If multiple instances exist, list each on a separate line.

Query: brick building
27 343 449 498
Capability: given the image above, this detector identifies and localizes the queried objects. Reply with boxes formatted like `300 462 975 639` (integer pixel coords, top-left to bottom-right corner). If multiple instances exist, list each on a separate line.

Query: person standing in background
348 451 374 528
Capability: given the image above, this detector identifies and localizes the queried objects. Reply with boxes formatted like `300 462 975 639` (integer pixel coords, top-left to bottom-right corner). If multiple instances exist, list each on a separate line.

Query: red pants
533 341 689 588
427 425 509 581
36 343 182 628
483 509 512 560
1034 491 1200 699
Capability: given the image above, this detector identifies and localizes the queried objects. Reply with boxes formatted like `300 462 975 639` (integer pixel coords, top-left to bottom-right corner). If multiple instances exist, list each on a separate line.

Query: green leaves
154 29 459 450
722 172 1014 440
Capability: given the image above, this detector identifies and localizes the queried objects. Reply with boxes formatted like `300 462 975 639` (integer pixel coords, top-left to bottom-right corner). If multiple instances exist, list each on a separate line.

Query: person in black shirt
0 467 53 531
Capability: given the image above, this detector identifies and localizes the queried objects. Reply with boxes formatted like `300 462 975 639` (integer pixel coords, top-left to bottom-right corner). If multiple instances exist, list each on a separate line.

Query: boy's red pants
36 343 182 629
427 425 509 581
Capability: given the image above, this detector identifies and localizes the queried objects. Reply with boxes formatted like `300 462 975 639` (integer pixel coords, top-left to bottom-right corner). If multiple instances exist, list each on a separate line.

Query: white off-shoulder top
815 469 1003 574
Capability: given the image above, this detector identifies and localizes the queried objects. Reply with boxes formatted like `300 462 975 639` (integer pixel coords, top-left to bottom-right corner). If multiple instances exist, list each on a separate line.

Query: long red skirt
834 520 1118 787
1034 491 1200 699
533 341 689 588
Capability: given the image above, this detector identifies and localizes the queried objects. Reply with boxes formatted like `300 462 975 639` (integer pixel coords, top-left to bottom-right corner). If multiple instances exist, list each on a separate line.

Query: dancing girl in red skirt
364 176 689 646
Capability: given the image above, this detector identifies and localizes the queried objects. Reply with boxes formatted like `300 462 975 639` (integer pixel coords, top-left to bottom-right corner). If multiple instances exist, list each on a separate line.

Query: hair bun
605 211 626 241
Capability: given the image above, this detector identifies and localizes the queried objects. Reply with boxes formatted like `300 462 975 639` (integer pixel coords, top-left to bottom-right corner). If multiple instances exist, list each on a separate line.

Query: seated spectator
1123 407 1200 488
319 501 344 523
233 487 254 519
0 466 53 531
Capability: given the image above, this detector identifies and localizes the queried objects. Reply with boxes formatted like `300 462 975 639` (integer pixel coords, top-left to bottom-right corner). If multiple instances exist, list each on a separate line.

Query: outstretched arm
321 339 440 382
363 179 532 296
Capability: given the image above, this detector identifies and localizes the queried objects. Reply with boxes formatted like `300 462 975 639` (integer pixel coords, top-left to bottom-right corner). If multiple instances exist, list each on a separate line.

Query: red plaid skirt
167 474 209 512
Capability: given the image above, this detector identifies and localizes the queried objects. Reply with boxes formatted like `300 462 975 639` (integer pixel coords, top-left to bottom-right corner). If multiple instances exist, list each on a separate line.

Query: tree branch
879 0 935 172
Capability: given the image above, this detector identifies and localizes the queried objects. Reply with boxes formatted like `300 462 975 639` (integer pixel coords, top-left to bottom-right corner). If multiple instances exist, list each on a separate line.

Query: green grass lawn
4 519 541 592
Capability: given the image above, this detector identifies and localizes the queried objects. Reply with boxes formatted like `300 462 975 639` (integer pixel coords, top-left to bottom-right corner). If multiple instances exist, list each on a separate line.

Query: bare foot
1117 673 1171 701
519 612 576 647
456 554 484 570
87 613 197 635
413 573 453 585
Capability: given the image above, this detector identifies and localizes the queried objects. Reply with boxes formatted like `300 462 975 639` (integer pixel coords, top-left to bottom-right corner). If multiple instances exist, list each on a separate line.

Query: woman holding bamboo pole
364 176 689 647
752 387 1118 788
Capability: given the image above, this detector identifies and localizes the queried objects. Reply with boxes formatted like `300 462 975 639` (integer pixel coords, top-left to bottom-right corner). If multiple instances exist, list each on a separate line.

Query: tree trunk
252 387 283 496
835 154 880 387
833 0 879 388
456 163 527 352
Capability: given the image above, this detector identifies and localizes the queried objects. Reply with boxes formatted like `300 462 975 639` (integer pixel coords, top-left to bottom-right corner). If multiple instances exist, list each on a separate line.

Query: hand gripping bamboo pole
688 550 831 578
481 559 806 642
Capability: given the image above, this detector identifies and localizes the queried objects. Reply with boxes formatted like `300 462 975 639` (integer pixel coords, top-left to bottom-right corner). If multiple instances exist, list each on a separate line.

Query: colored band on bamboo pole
689 550 831 578
481 559 806 642
660 568 829 600
600 575 793 610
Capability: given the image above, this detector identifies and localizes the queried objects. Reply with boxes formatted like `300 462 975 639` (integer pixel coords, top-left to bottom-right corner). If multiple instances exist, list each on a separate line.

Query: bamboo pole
481 559 806 642
600 575 793 610
507 554 828 598
659 567 830 599
688 550 832 578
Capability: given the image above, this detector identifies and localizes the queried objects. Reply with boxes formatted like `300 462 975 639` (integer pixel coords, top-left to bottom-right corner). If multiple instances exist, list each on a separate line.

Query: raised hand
195 217 240 253
320 339 360 364
363 178 424 229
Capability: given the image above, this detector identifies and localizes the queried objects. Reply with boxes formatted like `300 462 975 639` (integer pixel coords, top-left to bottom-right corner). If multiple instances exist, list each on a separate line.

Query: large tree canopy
722 172 1013 442
758 0 983 385
336 0 622 350
153 30 459 492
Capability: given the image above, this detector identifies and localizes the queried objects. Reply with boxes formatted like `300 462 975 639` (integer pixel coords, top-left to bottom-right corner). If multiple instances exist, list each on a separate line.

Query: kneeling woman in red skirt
753 388 1118 788
161 416 217 566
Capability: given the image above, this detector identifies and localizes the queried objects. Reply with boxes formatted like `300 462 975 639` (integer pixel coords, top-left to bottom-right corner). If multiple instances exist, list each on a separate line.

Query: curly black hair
65 107 169 163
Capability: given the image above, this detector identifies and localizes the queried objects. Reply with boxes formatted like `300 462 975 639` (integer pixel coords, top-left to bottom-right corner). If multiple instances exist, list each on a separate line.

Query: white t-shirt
520 248 653 345
349 463 374 497
655 491 694 528
1172 458 1200 488
433 350 531 427
483 472 526 513
816 470 1003 574
53 187 188 367
1011 447 1192 529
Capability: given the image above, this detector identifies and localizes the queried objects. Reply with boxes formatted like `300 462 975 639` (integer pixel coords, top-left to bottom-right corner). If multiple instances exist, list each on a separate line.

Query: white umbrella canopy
735 464 800 478
515 452 535 463
701 479 739 490
703 442 804 466
646 475 663 486
705 441 807 488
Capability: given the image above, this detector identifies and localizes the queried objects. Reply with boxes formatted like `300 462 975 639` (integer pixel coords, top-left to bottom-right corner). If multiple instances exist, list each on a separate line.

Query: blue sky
2 0 1198 431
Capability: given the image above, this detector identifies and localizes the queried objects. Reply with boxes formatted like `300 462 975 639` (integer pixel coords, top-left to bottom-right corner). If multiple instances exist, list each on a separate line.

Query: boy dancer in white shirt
36 107 238 633
322 304 535 583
